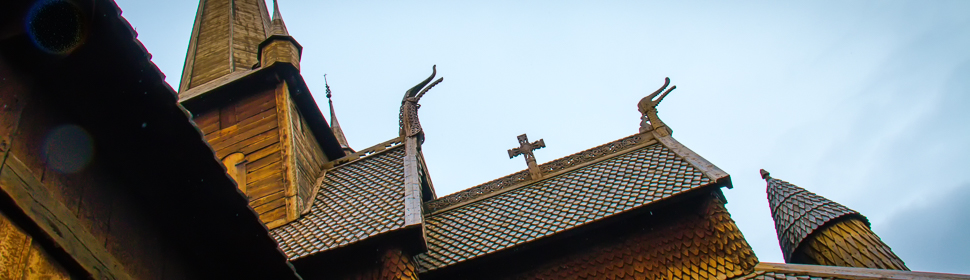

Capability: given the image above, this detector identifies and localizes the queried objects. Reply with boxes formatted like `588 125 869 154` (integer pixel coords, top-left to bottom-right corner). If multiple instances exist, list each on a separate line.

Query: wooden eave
178 62 347 161
0 0 300 278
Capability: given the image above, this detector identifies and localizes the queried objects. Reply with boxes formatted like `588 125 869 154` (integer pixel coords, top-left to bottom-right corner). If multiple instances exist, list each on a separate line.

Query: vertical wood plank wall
287 97 327 214
230 0 266 72
0 69 192 279
192 81 330 229
187 0 231 89
194 86 287 227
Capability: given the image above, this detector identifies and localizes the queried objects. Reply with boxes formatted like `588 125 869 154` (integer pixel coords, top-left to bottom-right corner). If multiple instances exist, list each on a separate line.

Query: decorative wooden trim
754 262 970 280
652 131 730 186
227 0 235 73
178 68 257 103
426 132 659 215
301 168 327 215
402 137 422 227
321 137 404 170
275 80 298 227
0 154 133 280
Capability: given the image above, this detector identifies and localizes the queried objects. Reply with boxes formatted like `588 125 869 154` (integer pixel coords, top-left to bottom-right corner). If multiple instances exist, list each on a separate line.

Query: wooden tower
177 0 347 229
761 169 908 270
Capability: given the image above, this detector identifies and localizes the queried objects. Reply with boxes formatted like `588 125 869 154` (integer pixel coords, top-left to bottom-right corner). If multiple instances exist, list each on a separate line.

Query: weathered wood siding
191 80 330 229
287 97 328 213
0 72 193 279
193 86 287 227
183 0 270 90
187 0 231 89
0 209 71 280
230 0 267 72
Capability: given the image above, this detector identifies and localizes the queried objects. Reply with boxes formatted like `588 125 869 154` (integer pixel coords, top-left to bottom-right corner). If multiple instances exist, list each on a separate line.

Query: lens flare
43 124 93 174
25 0 86 55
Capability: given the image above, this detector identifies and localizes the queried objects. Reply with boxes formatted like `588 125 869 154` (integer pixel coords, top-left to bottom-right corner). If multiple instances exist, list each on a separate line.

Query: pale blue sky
116 0 970 273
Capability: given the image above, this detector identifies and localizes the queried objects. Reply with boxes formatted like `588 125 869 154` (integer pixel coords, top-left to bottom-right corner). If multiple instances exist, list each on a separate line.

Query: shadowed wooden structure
2 0 969 279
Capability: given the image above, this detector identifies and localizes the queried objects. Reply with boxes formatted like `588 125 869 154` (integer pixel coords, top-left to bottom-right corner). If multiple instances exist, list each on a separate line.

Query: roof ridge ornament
400 65 443 143
638 77 676 136
508 134 546 180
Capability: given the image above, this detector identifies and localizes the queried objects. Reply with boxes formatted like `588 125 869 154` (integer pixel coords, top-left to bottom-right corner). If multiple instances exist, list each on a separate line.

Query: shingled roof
271 138 409 260
762 170 866 262
416 131 731 272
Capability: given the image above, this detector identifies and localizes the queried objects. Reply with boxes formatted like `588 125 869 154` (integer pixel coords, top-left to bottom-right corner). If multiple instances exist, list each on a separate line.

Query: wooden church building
1 0 968 279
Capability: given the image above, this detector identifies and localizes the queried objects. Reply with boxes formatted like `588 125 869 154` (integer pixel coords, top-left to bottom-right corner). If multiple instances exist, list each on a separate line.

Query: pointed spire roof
269 0 289 36
325 75 353 154
761 169 867 262
179 0 273 94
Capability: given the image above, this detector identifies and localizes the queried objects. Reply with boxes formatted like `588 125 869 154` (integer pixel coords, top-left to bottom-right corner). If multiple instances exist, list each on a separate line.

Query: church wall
286 97 328 213
192 85 289 227
0 74 196 279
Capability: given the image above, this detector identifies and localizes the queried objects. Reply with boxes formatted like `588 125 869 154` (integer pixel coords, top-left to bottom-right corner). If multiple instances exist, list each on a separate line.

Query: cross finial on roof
508 134 546 180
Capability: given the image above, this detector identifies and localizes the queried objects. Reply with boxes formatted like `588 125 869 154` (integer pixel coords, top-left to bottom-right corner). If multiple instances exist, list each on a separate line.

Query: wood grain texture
192 87 289 228
277 81 299 226
288 98 327 215
181 0 272 92
0 154 132 280
0 210 71 280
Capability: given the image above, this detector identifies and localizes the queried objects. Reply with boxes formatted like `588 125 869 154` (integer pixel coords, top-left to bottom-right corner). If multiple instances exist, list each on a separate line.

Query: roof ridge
424 132 653 213
323 136 404 169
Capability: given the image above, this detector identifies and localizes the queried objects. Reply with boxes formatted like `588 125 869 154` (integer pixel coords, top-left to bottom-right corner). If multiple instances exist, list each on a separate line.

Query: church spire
761 169 908 270
269 0 289 36
179 0 273 93
325 75 353 154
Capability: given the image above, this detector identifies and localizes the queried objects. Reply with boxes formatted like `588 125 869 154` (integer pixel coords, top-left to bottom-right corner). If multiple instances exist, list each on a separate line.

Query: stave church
0 0 967 279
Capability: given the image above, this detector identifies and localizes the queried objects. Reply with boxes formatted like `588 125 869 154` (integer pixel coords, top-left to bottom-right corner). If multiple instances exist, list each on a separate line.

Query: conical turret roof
761 169 867 261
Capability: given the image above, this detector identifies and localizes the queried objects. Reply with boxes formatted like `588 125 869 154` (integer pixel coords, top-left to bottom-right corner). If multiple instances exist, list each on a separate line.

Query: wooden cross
508 134 546 180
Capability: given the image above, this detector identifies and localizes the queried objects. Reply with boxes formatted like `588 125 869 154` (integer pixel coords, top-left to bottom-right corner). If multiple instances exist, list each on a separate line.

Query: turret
761 169 908 270
257 0 302 70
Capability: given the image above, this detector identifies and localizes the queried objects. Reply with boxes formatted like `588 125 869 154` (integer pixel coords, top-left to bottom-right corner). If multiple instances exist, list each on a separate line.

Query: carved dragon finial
400 65 444 142
638 77 676 136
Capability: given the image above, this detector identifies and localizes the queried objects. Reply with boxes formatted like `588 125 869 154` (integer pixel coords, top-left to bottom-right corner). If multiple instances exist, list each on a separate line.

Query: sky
114 0 970 274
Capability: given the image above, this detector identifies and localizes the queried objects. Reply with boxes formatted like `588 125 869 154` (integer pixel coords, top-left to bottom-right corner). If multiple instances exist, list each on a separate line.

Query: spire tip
760 169 771 180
